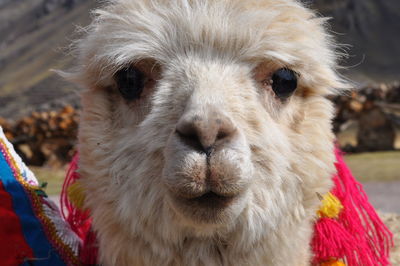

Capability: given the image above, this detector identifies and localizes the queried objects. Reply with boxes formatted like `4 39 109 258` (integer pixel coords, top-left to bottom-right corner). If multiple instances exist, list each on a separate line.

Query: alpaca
66 0 348 265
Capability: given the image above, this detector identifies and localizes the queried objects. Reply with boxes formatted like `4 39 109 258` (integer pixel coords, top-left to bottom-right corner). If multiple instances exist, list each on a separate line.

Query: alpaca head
67 0 347 264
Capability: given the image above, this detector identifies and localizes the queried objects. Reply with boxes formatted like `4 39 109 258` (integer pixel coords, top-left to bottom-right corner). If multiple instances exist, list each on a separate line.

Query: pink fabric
311 148 393 265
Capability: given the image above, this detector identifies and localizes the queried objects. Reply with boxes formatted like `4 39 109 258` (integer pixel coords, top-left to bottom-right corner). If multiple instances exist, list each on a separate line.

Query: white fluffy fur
67 0 348 265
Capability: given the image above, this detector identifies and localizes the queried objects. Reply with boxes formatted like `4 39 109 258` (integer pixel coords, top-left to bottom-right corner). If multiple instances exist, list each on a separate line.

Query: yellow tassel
320 259 346 266
67 181 86 210
317 192 343 219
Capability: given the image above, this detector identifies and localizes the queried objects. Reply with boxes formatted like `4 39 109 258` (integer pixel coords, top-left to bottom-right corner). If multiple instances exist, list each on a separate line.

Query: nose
175 110 237 155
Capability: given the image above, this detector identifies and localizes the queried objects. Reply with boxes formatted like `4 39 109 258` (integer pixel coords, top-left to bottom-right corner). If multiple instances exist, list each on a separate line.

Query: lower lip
185 192 235 209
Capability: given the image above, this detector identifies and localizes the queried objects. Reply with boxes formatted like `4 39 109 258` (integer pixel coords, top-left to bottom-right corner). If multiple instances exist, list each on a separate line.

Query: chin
166 190 249 228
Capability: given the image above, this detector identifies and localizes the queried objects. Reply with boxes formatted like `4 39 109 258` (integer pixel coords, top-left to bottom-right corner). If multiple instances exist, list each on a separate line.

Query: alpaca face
71 0 346 264
161 60 255 226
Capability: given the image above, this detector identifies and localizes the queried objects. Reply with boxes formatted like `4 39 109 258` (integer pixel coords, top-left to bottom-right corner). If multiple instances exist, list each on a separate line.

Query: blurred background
0 0 399 261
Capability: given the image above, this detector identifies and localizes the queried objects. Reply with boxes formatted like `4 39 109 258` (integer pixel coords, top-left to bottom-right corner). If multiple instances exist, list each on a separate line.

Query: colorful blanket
0 127 80 266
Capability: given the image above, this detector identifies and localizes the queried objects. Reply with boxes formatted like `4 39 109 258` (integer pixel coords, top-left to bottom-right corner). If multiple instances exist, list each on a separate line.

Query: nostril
176 127 194 139
175 121 197 138
175 127 204 152
216 131 228 140
176 113 237 154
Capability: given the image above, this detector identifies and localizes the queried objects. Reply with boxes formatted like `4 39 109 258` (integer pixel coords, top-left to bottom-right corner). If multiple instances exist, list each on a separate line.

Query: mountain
0 0 97 119
0 0 399 119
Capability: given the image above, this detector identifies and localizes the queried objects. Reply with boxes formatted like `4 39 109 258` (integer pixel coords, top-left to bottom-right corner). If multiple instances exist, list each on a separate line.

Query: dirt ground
381 213 400 265
363 181 400 213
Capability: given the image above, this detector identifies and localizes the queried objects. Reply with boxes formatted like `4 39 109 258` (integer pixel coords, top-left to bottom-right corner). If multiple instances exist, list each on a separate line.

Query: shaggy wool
62 149 393 265
59 0 392 265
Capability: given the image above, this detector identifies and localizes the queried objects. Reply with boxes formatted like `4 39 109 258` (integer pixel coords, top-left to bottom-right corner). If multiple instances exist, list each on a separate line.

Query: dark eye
115 66 145 100
271 68 298 99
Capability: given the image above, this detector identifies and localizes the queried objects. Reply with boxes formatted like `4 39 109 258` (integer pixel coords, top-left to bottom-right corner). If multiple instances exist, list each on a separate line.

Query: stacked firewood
0 83 399 167
333 82 400 152
0 105 78 167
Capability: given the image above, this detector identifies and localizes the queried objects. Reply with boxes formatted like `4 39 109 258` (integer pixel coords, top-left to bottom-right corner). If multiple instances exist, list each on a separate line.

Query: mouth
168 189 244 226
184 191 235 209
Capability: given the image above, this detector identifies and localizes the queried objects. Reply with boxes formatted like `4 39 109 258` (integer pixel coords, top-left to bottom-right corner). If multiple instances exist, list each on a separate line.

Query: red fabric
80 227 99 265
0 180 35 266
311 148 393 265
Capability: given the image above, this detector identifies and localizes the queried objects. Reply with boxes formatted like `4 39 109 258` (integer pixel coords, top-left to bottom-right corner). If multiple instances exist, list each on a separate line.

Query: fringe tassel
80 228 99 265
320 259 346 266
67 181 86 210
317 192 343 219
312 148 393 265
60 153 98 265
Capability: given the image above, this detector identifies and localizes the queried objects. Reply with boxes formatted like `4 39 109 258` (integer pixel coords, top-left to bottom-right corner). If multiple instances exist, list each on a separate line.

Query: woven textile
0 127 80 266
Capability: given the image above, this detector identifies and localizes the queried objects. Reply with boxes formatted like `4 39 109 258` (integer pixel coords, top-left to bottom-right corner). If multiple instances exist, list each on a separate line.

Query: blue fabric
0 151 66 266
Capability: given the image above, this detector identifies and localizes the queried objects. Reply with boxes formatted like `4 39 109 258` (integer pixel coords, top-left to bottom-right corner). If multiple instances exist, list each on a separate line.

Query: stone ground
381 213 400 265
362 182 400 265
